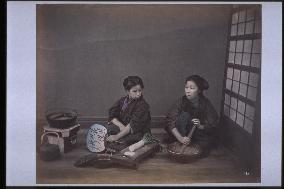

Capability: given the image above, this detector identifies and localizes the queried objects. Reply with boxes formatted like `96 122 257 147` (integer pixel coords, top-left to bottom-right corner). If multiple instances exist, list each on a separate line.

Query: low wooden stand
43 124 80 153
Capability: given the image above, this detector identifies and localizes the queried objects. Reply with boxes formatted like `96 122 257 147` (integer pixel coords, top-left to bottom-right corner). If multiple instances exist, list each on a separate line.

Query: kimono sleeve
129 103 150 134
108 97 123 122
165 98 182 132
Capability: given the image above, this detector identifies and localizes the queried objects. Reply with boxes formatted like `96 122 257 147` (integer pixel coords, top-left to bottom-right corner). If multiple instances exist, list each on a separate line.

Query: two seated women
85 75 219 163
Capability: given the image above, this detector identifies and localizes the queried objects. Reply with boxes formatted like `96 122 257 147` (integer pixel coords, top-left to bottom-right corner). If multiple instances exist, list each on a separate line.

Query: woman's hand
171 127 191 145
191 118 204 129
178 136 191 145
106 135 119 142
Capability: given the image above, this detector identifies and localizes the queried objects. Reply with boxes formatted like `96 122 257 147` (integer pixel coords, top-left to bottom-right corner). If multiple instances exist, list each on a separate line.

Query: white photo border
6 1 282 186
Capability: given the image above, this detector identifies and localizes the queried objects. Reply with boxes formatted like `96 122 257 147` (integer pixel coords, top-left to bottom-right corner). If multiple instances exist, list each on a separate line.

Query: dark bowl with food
46 108 78 129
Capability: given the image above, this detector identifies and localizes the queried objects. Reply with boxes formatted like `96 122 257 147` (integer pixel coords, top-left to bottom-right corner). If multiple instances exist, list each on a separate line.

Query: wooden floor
36 127 260 184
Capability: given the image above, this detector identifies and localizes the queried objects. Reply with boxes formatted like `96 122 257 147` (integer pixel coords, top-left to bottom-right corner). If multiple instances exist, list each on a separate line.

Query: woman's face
127 85 143 99
185 80 200 100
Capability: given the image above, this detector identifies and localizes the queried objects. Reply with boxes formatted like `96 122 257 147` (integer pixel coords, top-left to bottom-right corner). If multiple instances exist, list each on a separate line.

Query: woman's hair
185 75 209 92
123 76 144 91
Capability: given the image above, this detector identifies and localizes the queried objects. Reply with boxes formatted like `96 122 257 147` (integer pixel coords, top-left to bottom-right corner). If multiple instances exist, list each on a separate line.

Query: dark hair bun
123 76 144 91
185 75 209 91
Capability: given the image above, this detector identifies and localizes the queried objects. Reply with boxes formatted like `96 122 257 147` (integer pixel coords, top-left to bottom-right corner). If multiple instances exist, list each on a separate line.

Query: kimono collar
121 96 142 111
189 96 199 108
182 95 199 108
181 95 202 118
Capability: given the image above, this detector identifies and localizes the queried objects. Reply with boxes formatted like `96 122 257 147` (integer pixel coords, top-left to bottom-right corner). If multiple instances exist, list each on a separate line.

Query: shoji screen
221 4 261 177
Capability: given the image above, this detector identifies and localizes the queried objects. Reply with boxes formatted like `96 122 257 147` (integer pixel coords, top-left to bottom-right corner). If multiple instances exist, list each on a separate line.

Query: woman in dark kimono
165 75 219 159
104 76 151 152
74 76 152 167
87 75 151 153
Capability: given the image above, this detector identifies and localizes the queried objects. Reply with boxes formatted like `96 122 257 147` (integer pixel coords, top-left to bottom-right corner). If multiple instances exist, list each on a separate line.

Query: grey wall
37 4 231 120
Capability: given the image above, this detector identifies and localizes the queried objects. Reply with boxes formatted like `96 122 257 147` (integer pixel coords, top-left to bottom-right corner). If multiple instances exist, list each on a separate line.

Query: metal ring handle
41 131 60 145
